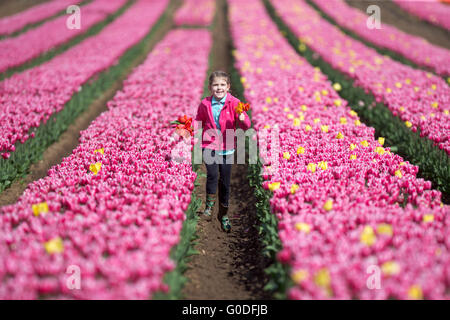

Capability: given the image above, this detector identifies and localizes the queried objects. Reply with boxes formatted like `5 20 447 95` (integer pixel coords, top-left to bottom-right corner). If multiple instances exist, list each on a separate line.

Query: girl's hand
239 113 245 122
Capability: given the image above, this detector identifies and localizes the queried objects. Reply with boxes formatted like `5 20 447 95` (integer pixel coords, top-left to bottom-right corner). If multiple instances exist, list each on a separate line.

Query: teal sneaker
221 215 231 232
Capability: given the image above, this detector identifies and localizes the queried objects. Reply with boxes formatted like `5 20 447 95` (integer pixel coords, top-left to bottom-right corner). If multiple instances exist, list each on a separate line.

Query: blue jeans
203 148 233 207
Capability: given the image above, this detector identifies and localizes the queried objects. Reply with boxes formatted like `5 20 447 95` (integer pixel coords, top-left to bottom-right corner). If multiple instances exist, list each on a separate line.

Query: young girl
194 71 251 232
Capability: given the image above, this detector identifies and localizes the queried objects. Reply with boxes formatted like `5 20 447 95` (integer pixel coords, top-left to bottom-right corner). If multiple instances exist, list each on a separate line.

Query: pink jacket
194 94 251 150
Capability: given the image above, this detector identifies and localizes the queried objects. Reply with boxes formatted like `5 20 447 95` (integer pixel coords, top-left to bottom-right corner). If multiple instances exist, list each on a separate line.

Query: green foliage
263 0 450 200
247 162 292 299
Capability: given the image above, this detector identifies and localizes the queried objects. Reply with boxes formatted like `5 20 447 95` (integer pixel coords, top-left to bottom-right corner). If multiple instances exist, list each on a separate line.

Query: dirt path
0 0 182 207
0 0 50 18
181 0 272 300
346 0 450 50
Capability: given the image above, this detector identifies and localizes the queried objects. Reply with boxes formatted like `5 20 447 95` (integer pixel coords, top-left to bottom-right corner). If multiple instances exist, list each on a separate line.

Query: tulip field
0 0 449 301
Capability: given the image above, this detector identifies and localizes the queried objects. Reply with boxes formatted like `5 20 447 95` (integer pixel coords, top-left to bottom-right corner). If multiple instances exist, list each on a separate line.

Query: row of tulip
393 0 450 31
270 0 450 155
0 0 129 74
263 0 450 197
0 28 211 299
0 0 83 36
173 0 215 26
228 0 449 299
310 0 450 77
0 0 168 156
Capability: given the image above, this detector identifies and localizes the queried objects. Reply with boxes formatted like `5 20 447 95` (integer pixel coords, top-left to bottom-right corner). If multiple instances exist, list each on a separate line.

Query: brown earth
0 0 50 18
182 161 272 300
0 0 183 207
181 0 272 300
346 0 450 50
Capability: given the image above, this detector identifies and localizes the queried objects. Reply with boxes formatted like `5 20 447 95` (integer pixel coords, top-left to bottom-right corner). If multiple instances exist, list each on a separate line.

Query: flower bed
173 0 215 26
270 0 450 155
393 0 450 31
229 0 449 299
0 0 83 36
0 0 128 73
311 0 450 77
0 0 169 193
0 28 211 299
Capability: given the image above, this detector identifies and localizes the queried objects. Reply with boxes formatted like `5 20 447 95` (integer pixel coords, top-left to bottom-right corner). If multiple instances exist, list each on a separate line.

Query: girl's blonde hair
208 70 231 86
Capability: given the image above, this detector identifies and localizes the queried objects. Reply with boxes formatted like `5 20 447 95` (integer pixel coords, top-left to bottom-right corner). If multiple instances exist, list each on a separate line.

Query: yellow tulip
283 152 291 160
314 268 331 288
375 147 385 155
408 285 423 300
377 223 393 236
333 83 342 91
381 261 401 276
360 140 369 147
44 237 64 254
32 202 49 217
360 226 376 246
292 269 309 284
423 214 434 223
297 146 305 154
307 163 316 173
268 182 281 191
336 132 344 139
395 170 402 178
318 161 328 170
291 184 299 194
89 162 102 175
323 199 333 211
378 137 385 145
295 222 311 233
94 148 104 155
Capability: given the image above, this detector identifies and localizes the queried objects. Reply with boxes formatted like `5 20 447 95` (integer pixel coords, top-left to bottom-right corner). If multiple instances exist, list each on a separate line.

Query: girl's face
209 77 230 101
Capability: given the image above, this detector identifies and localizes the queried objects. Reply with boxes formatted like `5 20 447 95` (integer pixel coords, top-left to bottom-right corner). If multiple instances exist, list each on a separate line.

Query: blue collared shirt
211 94 235 156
